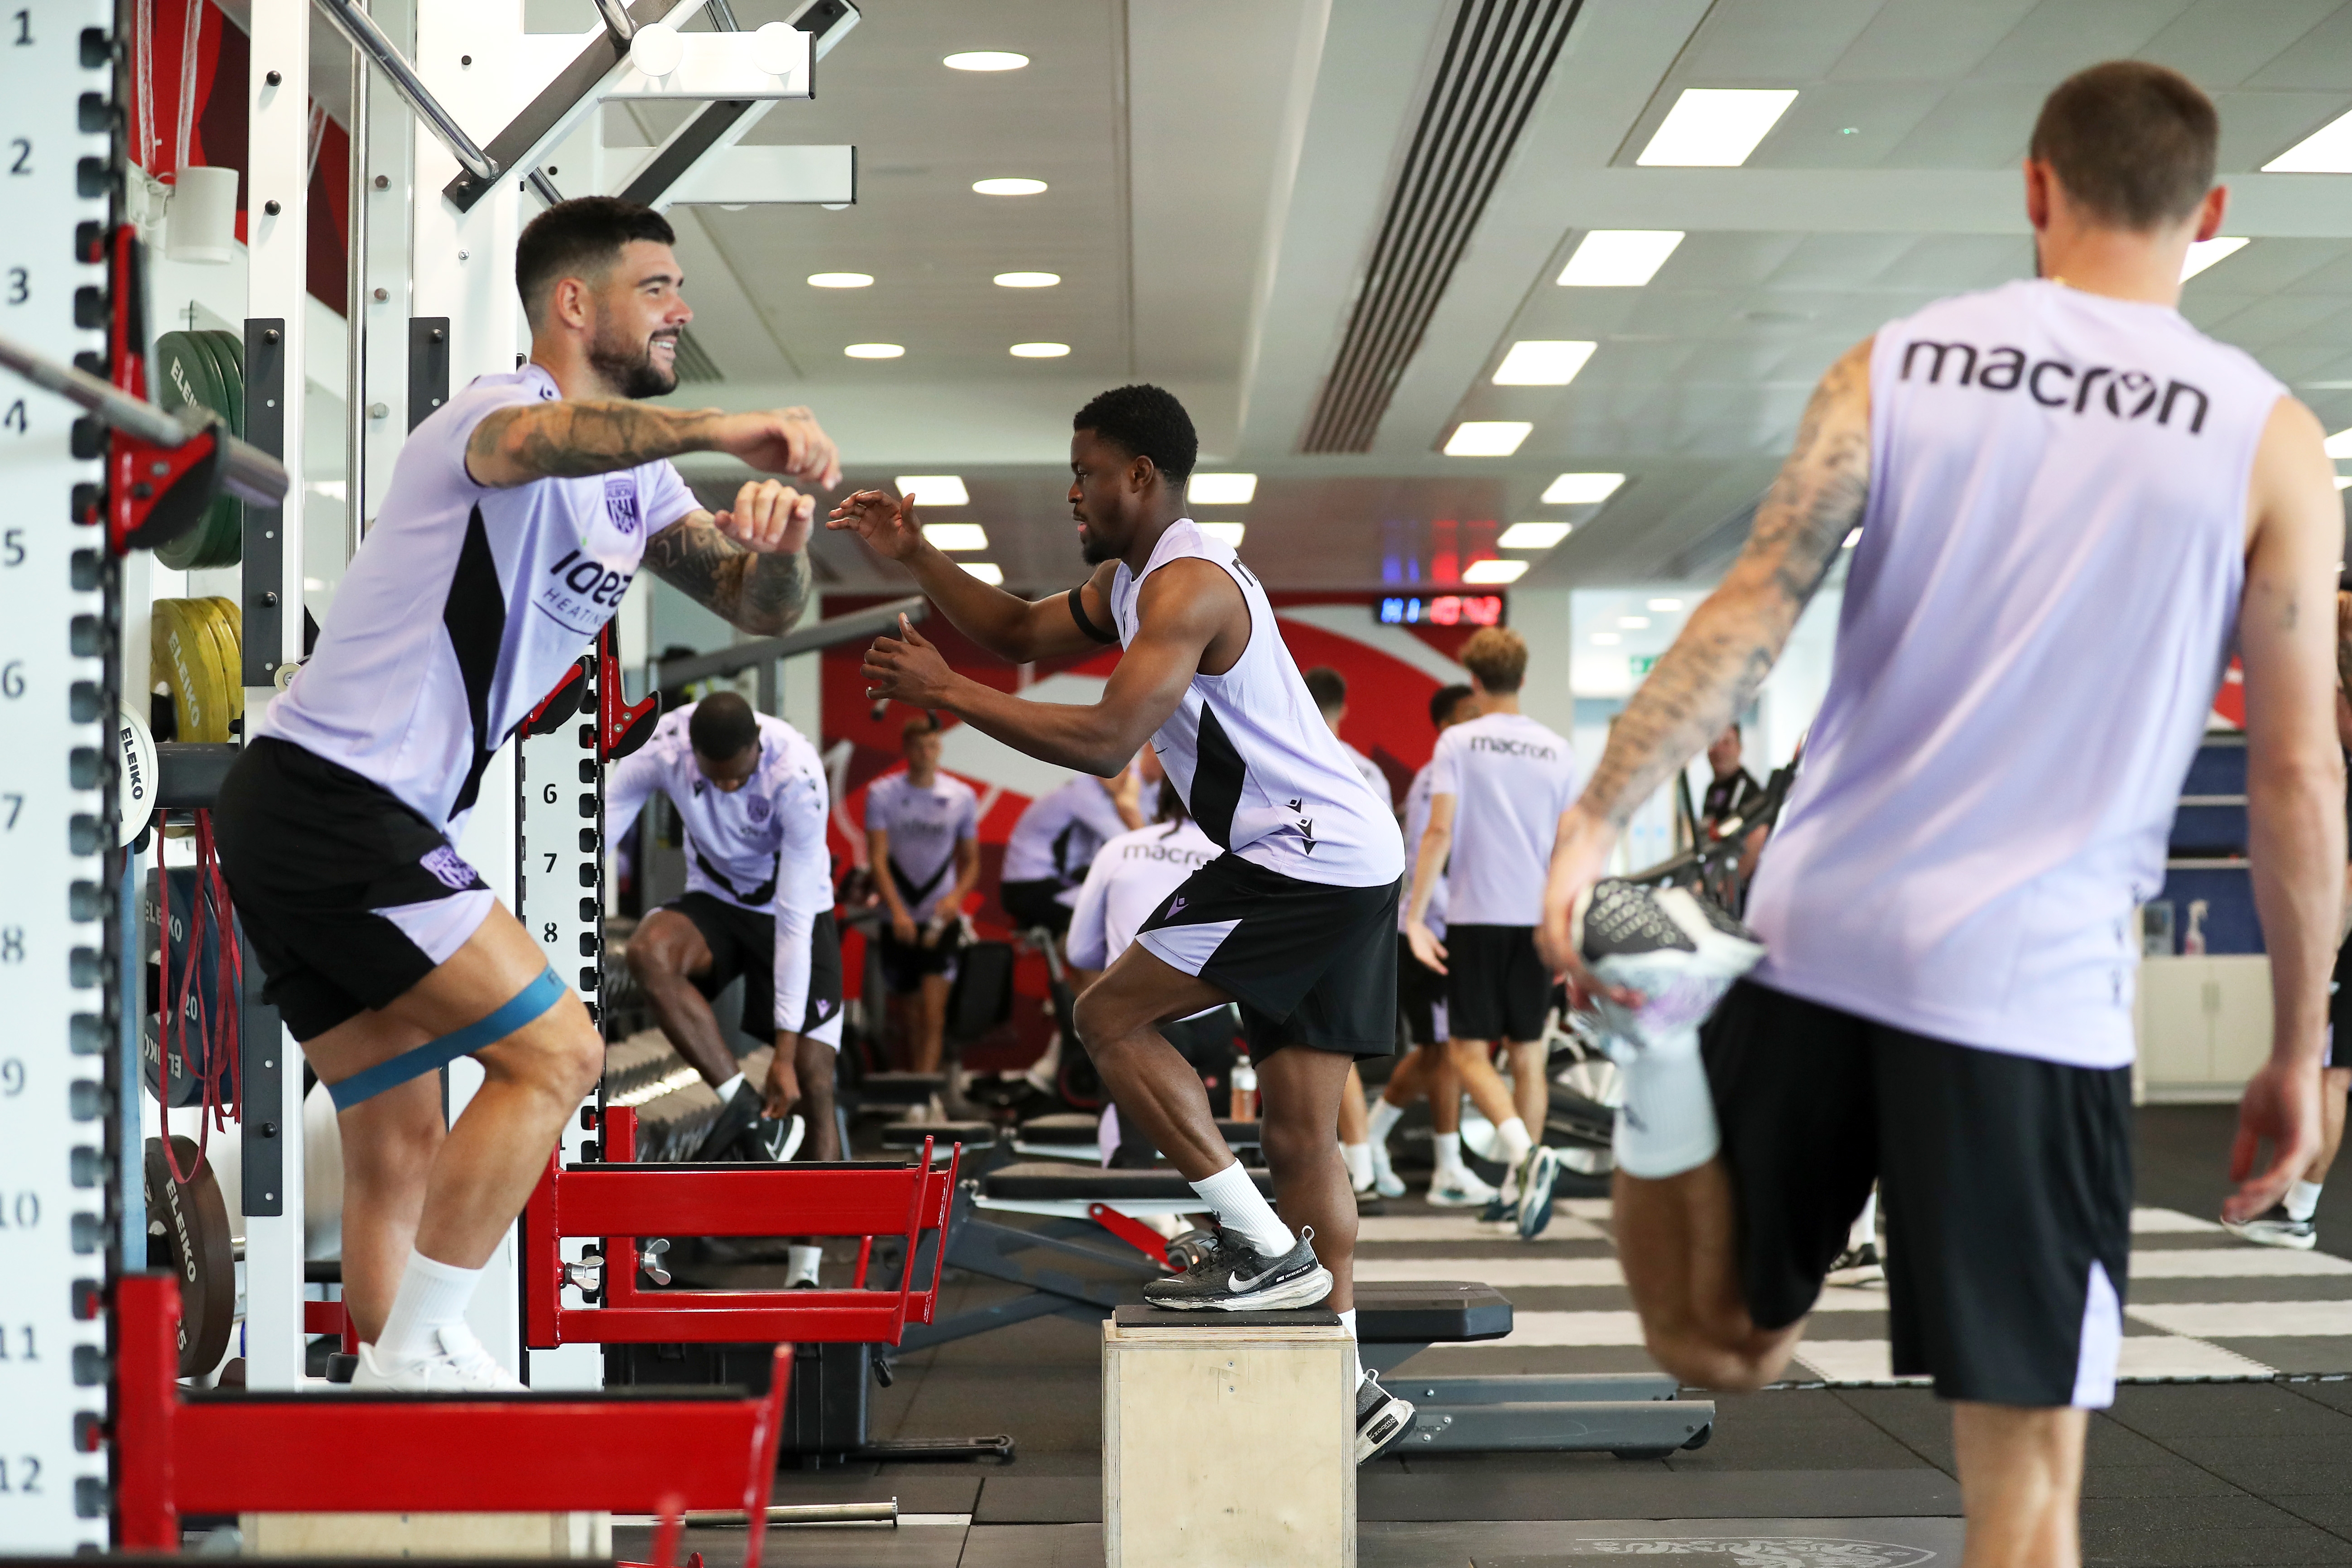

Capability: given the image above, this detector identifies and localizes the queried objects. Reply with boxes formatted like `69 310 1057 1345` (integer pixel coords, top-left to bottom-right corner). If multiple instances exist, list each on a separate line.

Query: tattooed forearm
467 401 721 484
1578 339 1875 830
643 519 813 636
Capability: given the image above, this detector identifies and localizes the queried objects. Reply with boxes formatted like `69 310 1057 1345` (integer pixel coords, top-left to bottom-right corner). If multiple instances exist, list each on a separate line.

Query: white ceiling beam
659 144 854 207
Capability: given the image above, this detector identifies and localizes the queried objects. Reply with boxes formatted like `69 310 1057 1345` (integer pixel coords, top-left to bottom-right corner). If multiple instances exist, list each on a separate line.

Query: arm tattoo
1581 342 1873 830
471 401 718 480
643 517 813 637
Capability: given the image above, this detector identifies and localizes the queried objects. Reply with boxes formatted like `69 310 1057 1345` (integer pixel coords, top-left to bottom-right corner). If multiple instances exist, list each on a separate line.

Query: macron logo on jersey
1470 736 1558 760
1900 339 2210 433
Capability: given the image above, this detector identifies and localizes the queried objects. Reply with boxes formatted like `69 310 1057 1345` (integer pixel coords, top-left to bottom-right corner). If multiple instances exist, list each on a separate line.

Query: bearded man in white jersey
212 197 842 1390
835 384 1419 1464
1538 65 2342 1566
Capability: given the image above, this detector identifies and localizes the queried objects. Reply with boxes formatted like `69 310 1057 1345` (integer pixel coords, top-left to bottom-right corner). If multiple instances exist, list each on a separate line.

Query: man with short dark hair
833 382 1419 1464
865 715 982 1081
1541 63 2342 1563
1304 667 1392 811
212 196 838 1390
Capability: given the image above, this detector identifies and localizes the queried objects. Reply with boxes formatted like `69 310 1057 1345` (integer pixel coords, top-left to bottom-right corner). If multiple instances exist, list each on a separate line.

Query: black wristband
1068 586 1118 645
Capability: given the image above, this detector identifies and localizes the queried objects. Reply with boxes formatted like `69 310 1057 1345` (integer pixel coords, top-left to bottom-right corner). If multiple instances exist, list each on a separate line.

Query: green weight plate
151 334 222 570
199 328 243 437
182 332 242 568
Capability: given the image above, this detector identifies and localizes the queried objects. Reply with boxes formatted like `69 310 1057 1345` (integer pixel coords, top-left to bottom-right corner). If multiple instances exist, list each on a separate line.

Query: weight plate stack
151 596 239 743
150 330 245 570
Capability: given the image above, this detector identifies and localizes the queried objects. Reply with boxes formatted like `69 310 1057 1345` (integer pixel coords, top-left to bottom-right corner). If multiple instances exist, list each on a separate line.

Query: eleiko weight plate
144 1135 236 1377
190 597 243 737
183 332 242 568
151 334 222 569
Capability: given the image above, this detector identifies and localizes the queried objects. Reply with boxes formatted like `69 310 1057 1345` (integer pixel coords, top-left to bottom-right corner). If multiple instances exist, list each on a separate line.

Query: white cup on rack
165 165 240 265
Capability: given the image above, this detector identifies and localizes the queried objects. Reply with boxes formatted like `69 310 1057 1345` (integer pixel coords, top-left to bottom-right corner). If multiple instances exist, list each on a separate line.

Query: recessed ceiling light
962 561 1005 585
1465 558 1527 584
1444 421 1532 457
1590 631 1621 646
994 271 1061 288
973 178 1048 196
1647 597 1683 611
1498 521 1572 550
923 523 989 551
2265 108 2352 173
895 476 970 506
1636 88 1798 167
1618 615 1650 629
1198 521 1246 547
1010 341 1070 357
1843 528 1862 548
808 271 872 288
1557 230 1684 288
844 343 904 359
1492 340 1597 386
2180 238 2248 282
944 50 1028 71
2327 429 2352 459
1541 472 1625 505
1189 473 1257 505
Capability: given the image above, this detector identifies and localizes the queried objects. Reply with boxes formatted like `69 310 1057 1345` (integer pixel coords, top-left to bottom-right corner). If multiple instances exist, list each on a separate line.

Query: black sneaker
1141 1225 1333 1312
2222 1203 2318 1251
693 1082 768 1161
1573 880 1765 1058
1355 1372 1416 1463
1824 1240 1885 1286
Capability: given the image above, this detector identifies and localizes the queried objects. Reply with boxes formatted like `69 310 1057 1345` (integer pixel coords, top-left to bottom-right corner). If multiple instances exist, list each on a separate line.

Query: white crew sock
2287 1179 2324 1222
787 1244 823 1287
1342 1142 1373 1189
1848 1188 1880 1253
1190 1161 1295 1257
1613 1049 1720 1180
1494 1117 1534 1166
376 1249 486 1363
1368 1098 1406 1145
1338 1308 1362 1388
715 1072 747 1101
1432 1131 1466 1176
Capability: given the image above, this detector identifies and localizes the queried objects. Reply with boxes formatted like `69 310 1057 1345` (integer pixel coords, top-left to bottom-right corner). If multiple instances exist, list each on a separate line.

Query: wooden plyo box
240 1511 612 1556
1102 1306 1354 1568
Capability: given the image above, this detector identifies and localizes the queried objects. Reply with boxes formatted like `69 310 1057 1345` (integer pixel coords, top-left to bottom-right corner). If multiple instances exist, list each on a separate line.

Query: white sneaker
1367 1149 1406 1200
1572 880 1765 1060
351 1324 525 1393
1427 1167 1498 1208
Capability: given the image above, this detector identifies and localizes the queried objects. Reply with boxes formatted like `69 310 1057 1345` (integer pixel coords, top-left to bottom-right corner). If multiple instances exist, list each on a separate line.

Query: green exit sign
1630 655 1658 675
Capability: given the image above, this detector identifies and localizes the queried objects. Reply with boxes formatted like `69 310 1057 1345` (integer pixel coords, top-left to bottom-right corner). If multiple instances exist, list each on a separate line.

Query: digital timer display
1376 594 1505 628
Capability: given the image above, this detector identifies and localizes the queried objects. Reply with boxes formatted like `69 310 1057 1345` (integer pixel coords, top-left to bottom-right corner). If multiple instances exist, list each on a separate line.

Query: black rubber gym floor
613 1104 2352 1565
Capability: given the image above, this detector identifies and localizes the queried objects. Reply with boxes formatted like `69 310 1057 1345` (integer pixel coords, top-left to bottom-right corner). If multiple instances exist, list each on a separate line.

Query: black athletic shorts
1000 876 1074 936
1397 932 1447 1047
669 892 843 1042
1135 853 1399 1059
1444 923 1550 1043
2330 930 2352 1063
214 737 498 1042
1704 980 2132 1408
877 920 962 993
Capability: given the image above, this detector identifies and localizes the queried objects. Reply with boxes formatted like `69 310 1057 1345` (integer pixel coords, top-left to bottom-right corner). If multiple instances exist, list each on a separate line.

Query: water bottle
1229 1054 1258 1121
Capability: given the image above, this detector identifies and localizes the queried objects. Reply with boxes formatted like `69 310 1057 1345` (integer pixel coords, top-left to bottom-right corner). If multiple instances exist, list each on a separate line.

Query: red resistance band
158 808 244 1185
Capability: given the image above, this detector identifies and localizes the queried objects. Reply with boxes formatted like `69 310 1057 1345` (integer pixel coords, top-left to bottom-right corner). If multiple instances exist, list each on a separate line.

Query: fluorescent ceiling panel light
944 51 1027 71
1590 631 1621 645
1617 616 1650 629
1444 421 1532 457
1465 559 1528 584
1557 230 1684 288
844 343 903 359
1198 522 1246 547
2179 238 2248 282
1637 88 1798 167
994 271 1060 287
2327 429 2352 459
962 561 1005 585
2337 474 2352 490
2265 108 2352 173
1647 597 1683 611
895 475 969 505
1492 339 1597 386
1498 521 1572 549
923 523 989 551
807 271 872 288
1843 528 1863 548
973 177 1047 196
1541 471 1625 505
1189 473 1257 505
1010 342 1070 357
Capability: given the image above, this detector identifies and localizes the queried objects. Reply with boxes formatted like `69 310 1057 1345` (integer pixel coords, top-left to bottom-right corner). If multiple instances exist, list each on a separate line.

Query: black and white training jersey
1108 520 1403 889
1001 774 1130 904
259 365 696 833
864 770 981 922
607 704 832 1034
1425 712 1579 927
1065 817 1222 972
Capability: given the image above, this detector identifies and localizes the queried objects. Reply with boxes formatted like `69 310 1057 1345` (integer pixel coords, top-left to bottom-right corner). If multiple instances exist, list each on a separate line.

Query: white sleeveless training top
1746 279 2285 1070
1110 520 1402 889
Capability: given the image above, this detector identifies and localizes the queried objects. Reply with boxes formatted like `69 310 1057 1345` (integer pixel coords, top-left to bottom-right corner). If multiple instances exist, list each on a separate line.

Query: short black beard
590 327 679 399
1079 528 1118 566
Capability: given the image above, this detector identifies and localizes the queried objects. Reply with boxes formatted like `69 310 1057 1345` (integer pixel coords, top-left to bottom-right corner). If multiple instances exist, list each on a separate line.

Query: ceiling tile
2137 0 2347 88
1970 0 2197 85
1881 79 2050 166
1682 0 1888 81
1742 80 1945 168
1828 0 2042 82
2245 1 2352 86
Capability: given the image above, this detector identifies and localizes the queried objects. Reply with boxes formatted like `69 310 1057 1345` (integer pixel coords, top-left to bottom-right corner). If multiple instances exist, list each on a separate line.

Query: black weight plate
145 1135 236 1377
151 334 223 570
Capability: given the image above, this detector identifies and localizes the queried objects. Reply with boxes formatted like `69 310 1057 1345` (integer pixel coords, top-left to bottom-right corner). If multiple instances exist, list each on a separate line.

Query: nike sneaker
2222 1204 2318 1251
1427 1167 1498 1209
1366 1145 1407 1199
1514 1146 1563 1241
1825 1241 1885 1286
1142 1225 1332 1312
351 1323 524 1393
1572 880 1765 1060
1355 1371 1416 1463
693 1081 767 1161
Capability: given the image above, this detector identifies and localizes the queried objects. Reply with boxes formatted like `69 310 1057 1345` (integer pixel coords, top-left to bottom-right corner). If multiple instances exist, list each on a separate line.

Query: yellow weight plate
189 597 243 736
153 598 233 743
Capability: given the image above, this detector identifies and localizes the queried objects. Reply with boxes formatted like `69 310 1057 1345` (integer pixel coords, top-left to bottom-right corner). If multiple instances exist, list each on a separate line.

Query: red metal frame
98 222 231 555
599 622 659 760
1087 1202 1172 1270
522 1109 961 1349
115 1274 789 1562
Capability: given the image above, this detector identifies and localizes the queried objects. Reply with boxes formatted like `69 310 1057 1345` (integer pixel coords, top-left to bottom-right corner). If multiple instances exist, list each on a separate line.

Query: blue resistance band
329 968 567 1111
